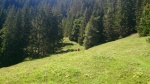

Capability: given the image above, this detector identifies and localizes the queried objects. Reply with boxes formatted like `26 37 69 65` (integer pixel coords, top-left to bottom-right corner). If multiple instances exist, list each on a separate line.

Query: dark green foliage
84 15 104 49
120 0 137 36
61 0 138 49
78 8 92 45
62 18 74 37
0 10 6 29
137 2 150 36
103 1 118 41
0 7 25 66
84 4 104 49
0 0 63 67
20 5 32 58
28 5 63 58
69 18 81 42
0 10 6 56
103 0 137 42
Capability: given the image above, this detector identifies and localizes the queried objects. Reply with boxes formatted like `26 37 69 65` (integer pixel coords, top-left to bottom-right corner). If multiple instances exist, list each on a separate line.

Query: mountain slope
0 34 150 84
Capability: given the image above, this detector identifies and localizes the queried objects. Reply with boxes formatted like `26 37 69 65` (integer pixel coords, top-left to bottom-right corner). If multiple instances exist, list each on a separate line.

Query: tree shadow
0 43 76 68
54 49 76 54
61 43 74 47
26 42 76 60
53 42 77 54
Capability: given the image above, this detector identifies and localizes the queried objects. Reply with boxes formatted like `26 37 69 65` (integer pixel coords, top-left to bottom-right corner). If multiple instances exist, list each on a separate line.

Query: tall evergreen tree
29 5 63 58
20 4 32 57
69 18 81 42
137 0 150 36
78 7 92 45
103 0 118 41
84 14 104 49
0 7 25 66
119 0 136 37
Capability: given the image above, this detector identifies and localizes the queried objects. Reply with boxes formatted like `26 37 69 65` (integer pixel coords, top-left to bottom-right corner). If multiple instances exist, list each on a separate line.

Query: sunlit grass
0 34 150 84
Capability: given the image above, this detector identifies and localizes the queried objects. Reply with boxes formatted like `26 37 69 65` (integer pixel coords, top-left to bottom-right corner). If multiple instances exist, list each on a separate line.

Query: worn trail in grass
0 34 150 84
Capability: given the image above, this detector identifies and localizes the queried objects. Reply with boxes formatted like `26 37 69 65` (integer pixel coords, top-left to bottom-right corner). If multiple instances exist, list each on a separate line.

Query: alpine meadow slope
1 0 150 67
0 34 150 84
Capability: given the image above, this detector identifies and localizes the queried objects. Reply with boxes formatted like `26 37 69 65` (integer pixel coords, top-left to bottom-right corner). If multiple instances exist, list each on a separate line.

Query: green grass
0 34 150 84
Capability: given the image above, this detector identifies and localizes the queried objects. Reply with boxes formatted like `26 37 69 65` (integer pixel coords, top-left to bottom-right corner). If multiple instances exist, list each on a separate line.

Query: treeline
0 0 150 67
61 0 150 49
0 0 63 67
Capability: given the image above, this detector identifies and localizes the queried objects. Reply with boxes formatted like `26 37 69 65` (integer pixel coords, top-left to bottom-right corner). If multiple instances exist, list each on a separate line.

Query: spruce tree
20 4 32 57
78 8 92 45
29 5 63 58
103 0 118 42
137 1 150 36
1 7 24 66
69 18 81 42
84 15 103 49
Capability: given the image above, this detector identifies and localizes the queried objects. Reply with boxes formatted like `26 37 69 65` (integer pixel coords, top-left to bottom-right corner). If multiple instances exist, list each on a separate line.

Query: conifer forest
0 0 150 67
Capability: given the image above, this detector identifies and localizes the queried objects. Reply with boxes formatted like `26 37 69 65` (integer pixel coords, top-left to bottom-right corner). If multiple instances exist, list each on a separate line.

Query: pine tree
69 18 81 42
103 0 117 41
78 7 92 45
29 5 63 58
20 4 32 57
29 7 45 58
137 0 150 36
0 7 25 66
119 0 136 37
0 9 6 29
84 14 103 49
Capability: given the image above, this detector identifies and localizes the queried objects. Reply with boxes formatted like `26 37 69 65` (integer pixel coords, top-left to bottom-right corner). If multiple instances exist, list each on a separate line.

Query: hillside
1 0 149 67
0 34 150 84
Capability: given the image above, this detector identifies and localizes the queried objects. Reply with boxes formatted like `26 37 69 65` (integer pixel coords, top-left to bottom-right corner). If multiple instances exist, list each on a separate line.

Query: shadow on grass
0 43 76 68
54 42 76 54
25 43 76 61
61 43 74 47
54 49 77 54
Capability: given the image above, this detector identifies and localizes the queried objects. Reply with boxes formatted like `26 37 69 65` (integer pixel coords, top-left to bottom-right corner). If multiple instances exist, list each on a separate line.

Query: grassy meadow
0 34 150 84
